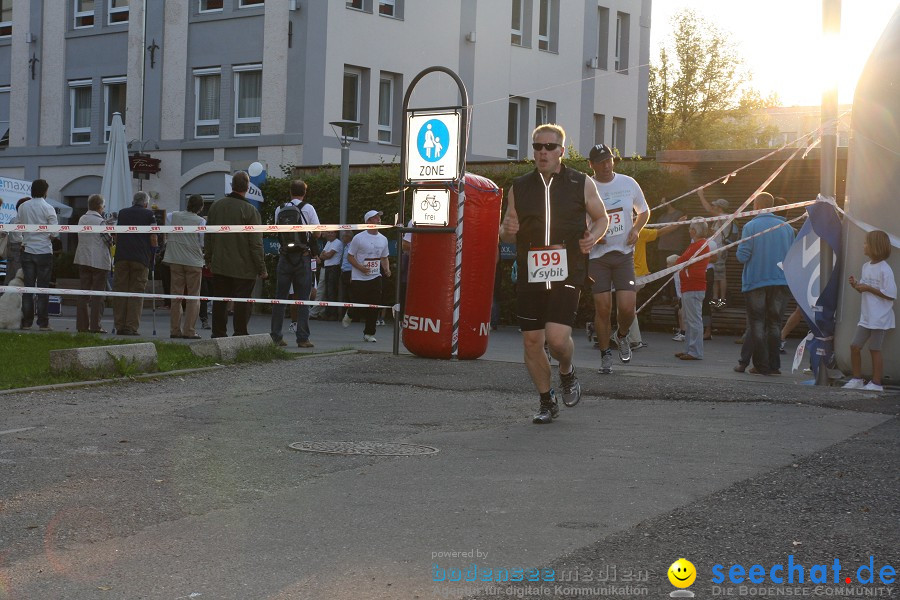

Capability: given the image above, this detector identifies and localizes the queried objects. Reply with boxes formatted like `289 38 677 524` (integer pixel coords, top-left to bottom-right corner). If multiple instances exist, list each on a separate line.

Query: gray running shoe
560 367 581 407
586 322 595 343
615 333 632 363
598 350 613 374
532 390 560 424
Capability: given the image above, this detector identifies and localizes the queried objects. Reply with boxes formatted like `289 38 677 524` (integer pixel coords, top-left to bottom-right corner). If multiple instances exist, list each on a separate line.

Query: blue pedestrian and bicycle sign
406 111 460 182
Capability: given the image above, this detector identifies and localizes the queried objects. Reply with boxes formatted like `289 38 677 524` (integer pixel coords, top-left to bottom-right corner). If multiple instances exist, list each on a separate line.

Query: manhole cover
288 441 439 456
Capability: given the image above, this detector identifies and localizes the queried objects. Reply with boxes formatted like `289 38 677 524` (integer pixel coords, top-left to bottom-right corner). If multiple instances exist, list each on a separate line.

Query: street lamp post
817 0 840 386
329 120 362 224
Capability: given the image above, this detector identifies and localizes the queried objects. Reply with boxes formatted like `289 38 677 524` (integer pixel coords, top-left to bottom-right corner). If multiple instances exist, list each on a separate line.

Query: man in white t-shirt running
586 144 650 374
344 209 391 342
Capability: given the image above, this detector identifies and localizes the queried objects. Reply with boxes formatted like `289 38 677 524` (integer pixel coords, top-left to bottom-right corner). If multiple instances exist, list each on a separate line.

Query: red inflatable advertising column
402 172 502 359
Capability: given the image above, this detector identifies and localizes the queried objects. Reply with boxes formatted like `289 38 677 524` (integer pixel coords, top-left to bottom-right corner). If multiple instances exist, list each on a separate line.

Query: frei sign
412 188 450 226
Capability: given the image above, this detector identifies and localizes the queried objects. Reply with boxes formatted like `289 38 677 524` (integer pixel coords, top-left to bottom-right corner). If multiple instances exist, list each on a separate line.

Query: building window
234 66 262 136
238 0 264 7
0 0 12 37
507 98 522 160
0 87 9 147
537 0 550 50
104 78 126 142
596 6 609 70
74 0 94 29
615 12 630 73
342 68 362 138
378 0 395 17
194 69 221 138
535 101 555 127
593 114 605 145
611 117 625 153
377 76 394 143
108 0 128 24
536 0 558 52
70 81 92 145
346 0 364 9
510 0 523 45
199 0 223 12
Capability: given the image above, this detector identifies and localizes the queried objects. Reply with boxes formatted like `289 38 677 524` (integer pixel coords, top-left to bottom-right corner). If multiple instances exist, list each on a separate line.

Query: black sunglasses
532 142 561 151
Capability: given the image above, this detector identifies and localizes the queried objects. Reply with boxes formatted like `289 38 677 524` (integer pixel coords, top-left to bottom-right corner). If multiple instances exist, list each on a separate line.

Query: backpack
277 201 310 253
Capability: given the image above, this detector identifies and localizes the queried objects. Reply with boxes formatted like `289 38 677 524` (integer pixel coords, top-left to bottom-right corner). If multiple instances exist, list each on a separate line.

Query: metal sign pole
392 67 470 356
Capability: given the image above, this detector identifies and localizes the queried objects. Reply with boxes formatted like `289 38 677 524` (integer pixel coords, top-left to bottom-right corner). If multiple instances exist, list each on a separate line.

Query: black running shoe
532 390 560 424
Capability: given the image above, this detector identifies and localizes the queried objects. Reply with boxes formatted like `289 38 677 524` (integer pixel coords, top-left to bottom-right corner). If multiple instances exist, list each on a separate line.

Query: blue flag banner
782 200 843 376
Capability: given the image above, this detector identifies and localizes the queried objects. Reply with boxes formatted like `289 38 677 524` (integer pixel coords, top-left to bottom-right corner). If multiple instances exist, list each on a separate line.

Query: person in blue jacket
736 192 795 375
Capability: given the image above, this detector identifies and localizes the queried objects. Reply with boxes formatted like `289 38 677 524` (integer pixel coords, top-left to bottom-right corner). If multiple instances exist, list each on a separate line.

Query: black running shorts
516 282 581 331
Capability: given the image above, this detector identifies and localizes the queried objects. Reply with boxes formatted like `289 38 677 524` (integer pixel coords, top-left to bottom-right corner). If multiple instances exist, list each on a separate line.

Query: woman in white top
3 197 29 285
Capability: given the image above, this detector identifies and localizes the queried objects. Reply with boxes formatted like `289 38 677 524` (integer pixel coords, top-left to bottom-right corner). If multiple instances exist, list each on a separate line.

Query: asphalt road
1 345 897 600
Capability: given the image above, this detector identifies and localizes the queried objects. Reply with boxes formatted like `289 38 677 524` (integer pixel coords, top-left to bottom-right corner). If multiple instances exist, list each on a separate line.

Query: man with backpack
271 179 320 348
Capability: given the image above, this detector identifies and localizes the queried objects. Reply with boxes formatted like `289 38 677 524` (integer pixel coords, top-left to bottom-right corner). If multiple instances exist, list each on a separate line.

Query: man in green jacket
205 171 268 337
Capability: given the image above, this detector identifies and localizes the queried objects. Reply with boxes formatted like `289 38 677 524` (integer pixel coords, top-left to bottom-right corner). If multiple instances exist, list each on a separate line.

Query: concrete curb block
49 342 158 375
190 333 274 361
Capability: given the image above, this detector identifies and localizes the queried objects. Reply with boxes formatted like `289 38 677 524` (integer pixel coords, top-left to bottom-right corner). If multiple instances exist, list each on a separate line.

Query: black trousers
211 274 255 337
352 277 383 336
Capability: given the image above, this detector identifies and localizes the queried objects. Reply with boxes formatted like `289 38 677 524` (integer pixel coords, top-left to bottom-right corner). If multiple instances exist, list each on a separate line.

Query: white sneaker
363 334 377 343
342 314 351 328
288 321 297 333
614 333 632 363
672 332 685 342
842 378 866 389
862 381 884 392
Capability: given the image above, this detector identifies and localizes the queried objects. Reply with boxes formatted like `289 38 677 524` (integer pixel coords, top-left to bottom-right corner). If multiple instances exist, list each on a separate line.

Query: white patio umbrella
100 112 133 216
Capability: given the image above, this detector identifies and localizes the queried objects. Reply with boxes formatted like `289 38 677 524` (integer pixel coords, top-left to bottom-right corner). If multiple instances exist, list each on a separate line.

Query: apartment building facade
0 0 651 215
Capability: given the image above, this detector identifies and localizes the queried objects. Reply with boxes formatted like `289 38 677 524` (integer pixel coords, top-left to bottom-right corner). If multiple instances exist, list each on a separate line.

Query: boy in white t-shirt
843 230 896 392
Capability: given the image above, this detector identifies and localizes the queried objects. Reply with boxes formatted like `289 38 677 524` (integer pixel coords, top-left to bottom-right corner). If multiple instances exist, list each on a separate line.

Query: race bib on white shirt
527 246 568 283
364 258 381 277
605 208 626 239
590 173 648 259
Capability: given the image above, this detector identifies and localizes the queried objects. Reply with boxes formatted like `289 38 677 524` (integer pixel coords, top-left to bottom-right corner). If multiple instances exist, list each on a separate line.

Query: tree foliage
648 10 778 153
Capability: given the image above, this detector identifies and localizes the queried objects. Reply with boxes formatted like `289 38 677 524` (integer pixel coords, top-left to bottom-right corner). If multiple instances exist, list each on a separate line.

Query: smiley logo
668 558 697 588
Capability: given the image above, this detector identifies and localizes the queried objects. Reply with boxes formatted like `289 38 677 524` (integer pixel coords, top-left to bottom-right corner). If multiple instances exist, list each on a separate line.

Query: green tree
648 10 778 153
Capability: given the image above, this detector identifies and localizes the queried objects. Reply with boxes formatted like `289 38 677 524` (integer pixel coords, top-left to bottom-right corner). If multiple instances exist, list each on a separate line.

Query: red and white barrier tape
635 213 807 288
644 199 815 228
830 201 900 249
0 286 390 310
0 223 392 234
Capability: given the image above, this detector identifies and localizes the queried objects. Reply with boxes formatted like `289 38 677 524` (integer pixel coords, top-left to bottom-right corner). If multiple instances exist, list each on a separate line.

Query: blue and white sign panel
406 111 460 182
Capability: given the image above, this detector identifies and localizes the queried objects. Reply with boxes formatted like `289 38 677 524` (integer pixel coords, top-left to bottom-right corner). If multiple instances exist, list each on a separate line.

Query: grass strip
0 332 291 391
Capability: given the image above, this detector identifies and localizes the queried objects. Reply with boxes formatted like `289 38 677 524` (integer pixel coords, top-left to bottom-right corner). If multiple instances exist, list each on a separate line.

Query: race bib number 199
527 246 568 283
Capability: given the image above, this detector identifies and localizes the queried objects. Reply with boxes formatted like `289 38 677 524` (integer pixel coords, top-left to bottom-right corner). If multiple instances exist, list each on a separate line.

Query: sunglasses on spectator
532 142 561 151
